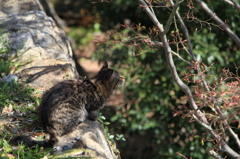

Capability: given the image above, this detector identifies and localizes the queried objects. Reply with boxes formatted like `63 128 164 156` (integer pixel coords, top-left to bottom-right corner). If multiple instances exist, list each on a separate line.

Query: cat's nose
120 76 125 81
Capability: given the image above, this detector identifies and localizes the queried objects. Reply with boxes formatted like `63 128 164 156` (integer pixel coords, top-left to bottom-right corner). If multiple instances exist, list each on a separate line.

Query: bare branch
225 122 240 149
138 0 240 158
163 1 181 35
220 142 240 158
190 112 213 131
147 40 163 46
169 0 196 61
139 0 200 111
207 149 223 159
231 0 240 13
192 111 240 158
168 1 210 96
214 105 240 149
222 0 234 6
147 38 192 65
138 0 214 139
194 0 240 47
173 15 192 58
170 1 211 96
171 51 192 65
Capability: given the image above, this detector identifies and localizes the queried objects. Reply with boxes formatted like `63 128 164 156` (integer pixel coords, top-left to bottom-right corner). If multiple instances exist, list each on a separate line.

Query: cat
13 61 124 147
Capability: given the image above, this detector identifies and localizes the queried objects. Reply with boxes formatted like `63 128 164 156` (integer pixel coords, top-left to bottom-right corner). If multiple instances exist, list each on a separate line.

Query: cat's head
94 61 124 92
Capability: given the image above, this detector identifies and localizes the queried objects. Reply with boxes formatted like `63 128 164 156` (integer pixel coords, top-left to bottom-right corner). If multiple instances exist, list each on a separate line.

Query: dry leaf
2 104 13 114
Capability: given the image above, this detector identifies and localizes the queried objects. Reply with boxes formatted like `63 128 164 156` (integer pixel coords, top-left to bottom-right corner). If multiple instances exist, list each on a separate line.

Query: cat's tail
11 135 53 148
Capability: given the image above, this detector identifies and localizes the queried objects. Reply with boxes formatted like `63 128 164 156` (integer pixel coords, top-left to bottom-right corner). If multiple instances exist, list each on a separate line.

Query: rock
0 0 44 15
55 119 117 159
0 2 78 91
75 137 81 141
2 74 19 83
62 145 73 151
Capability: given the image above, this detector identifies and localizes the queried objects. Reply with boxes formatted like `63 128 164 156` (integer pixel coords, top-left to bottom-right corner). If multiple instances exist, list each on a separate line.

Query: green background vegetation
53 0 240 158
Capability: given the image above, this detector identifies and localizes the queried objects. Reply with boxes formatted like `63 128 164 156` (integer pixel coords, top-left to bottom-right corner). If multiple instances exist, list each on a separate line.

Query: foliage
0 135 51 159
182 63 240 156
98 114 125 143
46 148 93 159
52 0 240 158
68 27 95 47
0 32 39 112
0 80 39 117
91 1 240 158
0 33 13 77
0 29 49 159
98 113 125 158
0 33 31 78
53 0 141 30
93 27 212 158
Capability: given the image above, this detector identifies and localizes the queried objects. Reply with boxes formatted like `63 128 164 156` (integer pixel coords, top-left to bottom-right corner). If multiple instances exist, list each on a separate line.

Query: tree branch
139 0 197 109
207 149 223 159
194 0 240 47
214 104 240 149
231 0 240 13
171 51 192 65
169 0 196 61
220 142 240 158
222 0 234 6
138 0 240 158
162 1 181 35
169 1 210 97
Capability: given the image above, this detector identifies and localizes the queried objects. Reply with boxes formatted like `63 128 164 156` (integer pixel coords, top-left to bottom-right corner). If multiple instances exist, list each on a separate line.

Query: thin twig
138 0 240 158
173 16 190 57
169 0 196 60
194 0 240 47
171 51 192 65
146 38 192 65
214 104 240 149
163 1 182 35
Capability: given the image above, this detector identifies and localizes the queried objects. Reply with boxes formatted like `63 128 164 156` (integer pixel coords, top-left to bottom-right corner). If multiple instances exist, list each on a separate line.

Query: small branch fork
194 0 240 47
168 0 195 61
138 0 240 158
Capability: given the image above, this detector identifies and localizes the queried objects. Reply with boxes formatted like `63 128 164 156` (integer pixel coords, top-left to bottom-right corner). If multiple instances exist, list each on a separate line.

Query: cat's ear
101 61 109 70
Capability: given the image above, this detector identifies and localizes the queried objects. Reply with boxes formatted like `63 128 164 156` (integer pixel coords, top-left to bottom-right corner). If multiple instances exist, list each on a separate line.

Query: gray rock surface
0 8 78 91
2 74 18 83
55 120 117 159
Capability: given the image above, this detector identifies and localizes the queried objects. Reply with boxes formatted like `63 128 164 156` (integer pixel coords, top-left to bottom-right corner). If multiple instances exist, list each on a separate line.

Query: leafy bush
93 24 239 159
92 28 210 158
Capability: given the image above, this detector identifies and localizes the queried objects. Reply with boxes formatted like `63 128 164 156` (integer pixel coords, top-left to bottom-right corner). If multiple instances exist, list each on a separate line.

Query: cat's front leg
88 110 98 121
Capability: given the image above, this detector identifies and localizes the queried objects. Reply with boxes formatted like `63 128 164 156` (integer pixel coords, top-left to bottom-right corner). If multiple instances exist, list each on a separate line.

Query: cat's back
38 78 86 112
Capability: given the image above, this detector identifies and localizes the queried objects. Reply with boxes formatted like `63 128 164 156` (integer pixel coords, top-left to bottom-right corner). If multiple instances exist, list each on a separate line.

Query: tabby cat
14 61 124 147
